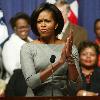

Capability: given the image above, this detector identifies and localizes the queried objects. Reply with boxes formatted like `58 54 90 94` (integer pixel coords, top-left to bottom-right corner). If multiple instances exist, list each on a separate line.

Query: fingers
61 29 73 61
66 36 72 53
66 29 73 46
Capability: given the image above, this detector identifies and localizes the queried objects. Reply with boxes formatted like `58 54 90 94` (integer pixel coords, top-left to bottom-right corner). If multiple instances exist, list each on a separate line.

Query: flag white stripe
70 0 78 18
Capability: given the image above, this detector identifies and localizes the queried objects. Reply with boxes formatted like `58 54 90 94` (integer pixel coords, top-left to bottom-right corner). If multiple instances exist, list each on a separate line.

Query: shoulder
21 39 40 49
20 40 39 55
2 34 17 50
2 40 12 53
92 67 100 82
56 39 65 44
94 67 100 74
31 39 41 44
21 42 32 51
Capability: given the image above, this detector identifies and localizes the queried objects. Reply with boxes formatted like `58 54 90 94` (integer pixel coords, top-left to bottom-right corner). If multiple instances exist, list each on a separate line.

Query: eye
82 53 87 56
37 20 42 23
90 53 96 57
44 19 51 23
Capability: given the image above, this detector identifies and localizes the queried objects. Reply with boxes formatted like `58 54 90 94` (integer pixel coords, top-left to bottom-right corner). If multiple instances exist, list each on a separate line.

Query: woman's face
14 18 30 40
95 21 100 38
36 10 58 38
79 47 97 68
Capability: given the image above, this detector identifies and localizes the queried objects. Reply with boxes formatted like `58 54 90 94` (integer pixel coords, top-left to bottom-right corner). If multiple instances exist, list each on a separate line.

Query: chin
21 37 27 40
84 66 95 70
41 35 51 39
80 63 96 69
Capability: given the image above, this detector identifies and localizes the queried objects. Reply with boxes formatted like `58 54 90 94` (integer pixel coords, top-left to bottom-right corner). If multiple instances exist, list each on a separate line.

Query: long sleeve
20 43 41 89
67 45 82 95
0 47 3 78
2 42 21 75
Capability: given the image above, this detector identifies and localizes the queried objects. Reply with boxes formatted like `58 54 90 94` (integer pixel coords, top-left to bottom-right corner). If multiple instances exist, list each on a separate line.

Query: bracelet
66 56 75 64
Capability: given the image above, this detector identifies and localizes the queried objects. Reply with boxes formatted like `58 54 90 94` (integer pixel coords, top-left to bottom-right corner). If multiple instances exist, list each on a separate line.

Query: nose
86 53 91 58
41 21 46 27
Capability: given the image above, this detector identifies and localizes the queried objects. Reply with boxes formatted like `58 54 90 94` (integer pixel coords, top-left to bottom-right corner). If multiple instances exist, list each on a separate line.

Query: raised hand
65 29 73 58
77 90 99 96
59 29 73 64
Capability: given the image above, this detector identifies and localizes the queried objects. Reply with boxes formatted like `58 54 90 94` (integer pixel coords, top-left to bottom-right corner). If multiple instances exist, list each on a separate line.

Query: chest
32 44 67 74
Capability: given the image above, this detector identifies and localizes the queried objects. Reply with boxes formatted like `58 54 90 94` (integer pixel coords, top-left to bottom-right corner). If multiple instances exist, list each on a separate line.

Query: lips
40 29 47 32
84 60 92 63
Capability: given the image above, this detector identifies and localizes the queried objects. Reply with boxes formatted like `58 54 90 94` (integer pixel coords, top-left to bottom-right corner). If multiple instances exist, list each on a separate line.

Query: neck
24 39 29 42
23 38 29 42
82 67 94 76
39 36 58 44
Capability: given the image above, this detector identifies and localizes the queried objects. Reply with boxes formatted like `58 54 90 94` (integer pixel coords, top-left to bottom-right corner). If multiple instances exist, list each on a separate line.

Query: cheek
96 30 100 35
49 24 55 29
79 56 86 65
17 31 28 37
80 56 86 61
91 56 97 63
22 28 30 33
37 24 41 32
47 25 55 33
80 56 97 65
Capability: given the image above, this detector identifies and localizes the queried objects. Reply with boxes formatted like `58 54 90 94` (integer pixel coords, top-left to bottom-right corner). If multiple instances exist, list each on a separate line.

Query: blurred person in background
77 41 100 96
2 12 32 83
94 19 100 67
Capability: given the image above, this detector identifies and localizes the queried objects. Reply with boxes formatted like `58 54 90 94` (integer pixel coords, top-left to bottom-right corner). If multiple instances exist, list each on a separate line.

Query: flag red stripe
68 9 78 24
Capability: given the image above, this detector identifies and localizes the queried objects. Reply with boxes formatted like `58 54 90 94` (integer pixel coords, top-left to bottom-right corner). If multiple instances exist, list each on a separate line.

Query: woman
77 41 100 96
2 12 32 82
20 3 81 96
94 19 100 67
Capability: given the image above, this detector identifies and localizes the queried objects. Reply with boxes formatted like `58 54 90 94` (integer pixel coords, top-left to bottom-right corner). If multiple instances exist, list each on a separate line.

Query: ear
55 23 58 29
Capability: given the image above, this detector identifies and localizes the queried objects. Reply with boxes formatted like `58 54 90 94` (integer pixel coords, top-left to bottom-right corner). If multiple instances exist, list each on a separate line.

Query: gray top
0 47 3 78
20 43 81 96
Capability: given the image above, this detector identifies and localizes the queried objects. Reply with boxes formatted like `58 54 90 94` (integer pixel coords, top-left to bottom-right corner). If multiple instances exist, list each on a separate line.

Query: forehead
15 19 29 27
37 10 54 19
81 47 96 53
16 19 28 24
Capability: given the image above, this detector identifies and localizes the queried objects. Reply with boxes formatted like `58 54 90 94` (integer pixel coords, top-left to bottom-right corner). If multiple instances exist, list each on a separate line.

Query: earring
55 24 58 30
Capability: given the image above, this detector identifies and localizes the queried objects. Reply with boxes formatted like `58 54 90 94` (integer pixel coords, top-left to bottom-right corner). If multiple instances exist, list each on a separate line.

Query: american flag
67 0 78 24
0 8 8 45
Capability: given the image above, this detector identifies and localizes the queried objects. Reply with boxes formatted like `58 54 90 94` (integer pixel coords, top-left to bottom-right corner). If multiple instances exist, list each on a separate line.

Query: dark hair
78 41 99 56
31 3 64 36
10 12 31 29
94 18 100 33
